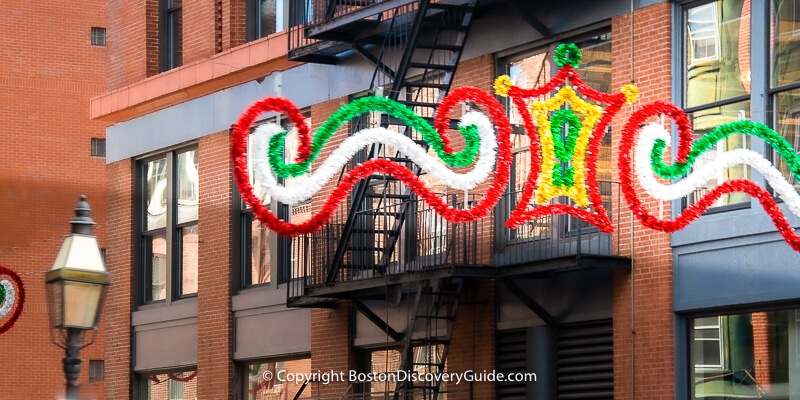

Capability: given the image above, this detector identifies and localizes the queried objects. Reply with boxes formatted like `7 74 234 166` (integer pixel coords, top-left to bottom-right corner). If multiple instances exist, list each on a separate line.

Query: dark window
683 0 752 210
241 357 311 399
89 360 105 382
159 0 182 72
247 0 283 42
238 113 309 289
689 308 800 399
138 147 198 304
140 370 197 399
91 27 106 46
91 138 106 157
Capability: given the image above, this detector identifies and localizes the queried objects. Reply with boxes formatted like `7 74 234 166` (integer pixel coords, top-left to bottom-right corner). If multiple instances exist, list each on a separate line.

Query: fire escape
285 2 630 399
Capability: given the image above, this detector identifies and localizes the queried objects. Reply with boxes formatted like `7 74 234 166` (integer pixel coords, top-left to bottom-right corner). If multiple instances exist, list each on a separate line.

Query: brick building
91 0 800 399
0 1 109 399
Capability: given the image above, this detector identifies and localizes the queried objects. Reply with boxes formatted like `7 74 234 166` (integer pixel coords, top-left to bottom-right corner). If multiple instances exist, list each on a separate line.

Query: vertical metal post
63 328 83 400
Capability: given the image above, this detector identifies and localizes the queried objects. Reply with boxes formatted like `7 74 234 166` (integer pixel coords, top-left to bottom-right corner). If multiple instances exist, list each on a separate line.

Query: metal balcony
286 182 629 306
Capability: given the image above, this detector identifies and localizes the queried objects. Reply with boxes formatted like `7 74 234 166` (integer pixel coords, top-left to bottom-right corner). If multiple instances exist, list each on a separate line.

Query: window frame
246 0 286 42
159 0 182 72
494 28 614 246
679 0 756 213
136 144 199 306
238 355 312 399
234 111 310 291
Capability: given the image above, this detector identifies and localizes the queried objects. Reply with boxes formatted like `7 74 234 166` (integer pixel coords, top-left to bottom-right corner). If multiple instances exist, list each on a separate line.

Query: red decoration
619 102 800 252
231 88 513 236
504 66 628 233
0 265 25 335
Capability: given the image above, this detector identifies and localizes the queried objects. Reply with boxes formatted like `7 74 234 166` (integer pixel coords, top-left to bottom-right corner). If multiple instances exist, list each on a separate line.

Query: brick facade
0 0 109 398
94 1 689 399
611 3 675 400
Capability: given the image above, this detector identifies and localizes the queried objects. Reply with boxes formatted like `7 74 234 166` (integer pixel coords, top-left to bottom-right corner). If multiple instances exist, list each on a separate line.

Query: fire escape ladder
395 277 464 400
326 0 478 284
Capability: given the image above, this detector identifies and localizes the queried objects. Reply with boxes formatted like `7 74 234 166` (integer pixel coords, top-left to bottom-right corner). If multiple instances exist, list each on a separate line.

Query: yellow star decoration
531 86 602 207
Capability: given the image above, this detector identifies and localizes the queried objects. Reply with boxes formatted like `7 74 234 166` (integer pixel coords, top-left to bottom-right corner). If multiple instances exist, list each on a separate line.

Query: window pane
249 214 271 285
246 358 311 400
691 309 800 399
774 88 800 192
176 149 198 225
145 370 197 400
181 224 198 296
771 0 800 87
574 33 612 94
686 0 750 109
258 0 278 38
146 157 168 231
687 100 751 207
145 232 167 302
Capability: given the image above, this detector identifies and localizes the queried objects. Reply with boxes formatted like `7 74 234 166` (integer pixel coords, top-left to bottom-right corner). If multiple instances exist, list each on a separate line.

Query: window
91 138 106 157
139 147 198 303
89 360 105 382
141 370 197 400
247 0 285 41
91 27 106 46
238 113 310 288
242 357 311 399
159 0 182 72
689 308 800 398
497 32 613 241
693 316 725 369
683 0 752 209
772 0 800 192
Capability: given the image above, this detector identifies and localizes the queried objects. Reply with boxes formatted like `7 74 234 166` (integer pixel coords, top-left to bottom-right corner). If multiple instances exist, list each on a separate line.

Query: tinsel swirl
0 265 25 335
620 101 800 253
232 87 513 236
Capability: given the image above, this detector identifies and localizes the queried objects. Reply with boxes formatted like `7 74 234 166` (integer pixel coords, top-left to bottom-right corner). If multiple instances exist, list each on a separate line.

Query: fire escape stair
327 0 477 285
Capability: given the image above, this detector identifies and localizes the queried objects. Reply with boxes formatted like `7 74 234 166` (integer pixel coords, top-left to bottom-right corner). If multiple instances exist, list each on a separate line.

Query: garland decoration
495 45 638 233
232 87 512 236
0 265 25 335
620 101 800 252
231 42 800 254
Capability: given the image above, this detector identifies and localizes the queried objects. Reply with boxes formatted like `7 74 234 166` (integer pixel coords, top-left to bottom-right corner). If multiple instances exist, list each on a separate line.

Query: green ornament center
0 282 5 307
550 109 580 187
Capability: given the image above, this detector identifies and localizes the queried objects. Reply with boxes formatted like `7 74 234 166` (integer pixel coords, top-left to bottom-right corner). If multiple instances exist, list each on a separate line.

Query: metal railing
288 182 624 299
492 181 622 265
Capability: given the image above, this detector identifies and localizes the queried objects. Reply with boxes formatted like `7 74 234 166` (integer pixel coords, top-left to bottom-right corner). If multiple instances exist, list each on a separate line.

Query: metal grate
89 360 105 382
91 27 106 46
556 320 614 400
91 138 106 157
496 330 527 400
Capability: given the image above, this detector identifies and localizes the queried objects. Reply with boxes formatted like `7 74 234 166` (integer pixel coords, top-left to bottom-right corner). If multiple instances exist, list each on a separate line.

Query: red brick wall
182 1 218 65
197 130 235 399
448 280 495 400
611 3 675 400
0 0 108 398
223 0 248 51
310 301 354 397
752 312 774 389
105 159 135 399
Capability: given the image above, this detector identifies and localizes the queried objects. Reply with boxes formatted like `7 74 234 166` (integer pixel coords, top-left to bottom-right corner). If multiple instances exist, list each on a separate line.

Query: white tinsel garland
635 123 800 218
0 280 15 317
250 112 497 205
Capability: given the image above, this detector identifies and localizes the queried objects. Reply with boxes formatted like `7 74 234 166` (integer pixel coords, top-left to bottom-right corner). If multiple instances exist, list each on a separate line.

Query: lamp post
46 195 110 400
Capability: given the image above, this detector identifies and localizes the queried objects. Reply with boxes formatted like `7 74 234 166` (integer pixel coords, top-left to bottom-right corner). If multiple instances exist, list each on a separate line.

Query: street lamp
46 195 110 400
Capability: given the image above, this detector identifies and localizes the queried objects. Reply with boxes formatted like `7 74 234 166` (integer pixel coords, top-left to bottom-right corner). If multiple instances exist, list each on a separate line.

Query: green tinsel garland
0 283 4 307
554 43 581 68
651 120 800 182
267 97 481 178
552 163 575 187
549 109 580 187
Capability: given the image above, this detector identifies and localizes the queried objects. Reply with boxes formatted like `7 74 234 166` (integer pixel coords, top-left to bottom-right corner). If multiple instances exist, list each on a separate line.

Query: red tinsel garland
505 67 626 233
618 102 800 252
0 265 25 335
231 87 513 236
